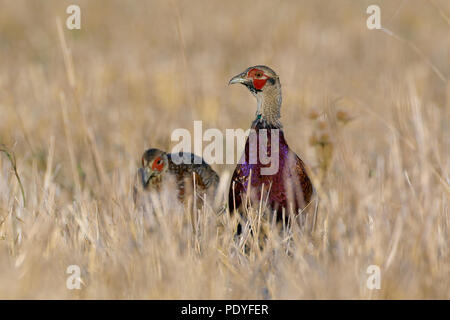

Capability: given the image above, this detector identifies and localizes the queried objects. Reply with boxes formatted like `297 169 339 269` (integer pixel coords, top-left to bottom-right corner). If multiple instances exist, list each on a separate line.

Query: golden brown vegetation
0 0 448 299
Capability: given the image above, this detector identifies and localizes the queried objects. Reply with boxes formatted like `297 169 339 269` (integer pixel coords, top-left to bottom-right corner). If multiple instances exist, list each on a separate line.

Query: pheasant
228 65 314 224
136 148 219 206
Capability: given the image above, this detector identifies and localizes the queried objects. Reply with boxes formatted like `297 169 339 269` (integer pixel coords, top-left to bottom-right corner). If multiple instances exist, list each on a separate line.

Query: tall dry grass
0 0 448 299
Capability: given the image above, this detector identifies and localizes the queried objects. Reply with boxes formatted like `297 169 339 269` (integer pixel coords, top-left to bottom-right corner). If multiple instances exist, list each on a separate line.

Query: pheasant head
229 65 282 128
140 148 169 188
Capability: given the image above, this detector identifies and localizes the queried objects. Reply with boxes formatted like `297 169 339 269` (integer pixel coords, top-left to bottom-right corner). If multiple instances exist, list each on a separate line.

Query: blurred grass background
0 0 448 298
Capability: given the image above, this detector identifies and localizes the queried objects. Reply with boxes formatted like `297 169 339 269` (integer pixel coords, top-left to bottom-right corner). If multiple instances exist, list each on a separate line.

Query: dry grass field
0 0 449 299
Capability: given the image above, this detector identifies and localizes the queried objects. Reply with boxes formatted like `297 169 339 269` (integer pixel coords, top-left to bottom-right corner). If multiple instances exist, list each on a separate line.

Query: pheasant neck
255 84 282 128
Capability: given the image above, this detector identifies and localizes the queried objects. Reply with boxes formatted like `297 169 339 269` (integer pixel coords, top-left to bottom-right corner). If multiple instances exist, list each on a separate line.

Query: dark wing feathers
167 152 219 195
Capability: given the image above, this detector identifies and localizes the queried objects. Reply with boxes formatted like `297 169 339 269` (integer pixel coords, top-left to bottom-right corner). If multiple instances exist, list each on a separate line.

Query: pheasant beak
228 72 249 85
139 167 154 187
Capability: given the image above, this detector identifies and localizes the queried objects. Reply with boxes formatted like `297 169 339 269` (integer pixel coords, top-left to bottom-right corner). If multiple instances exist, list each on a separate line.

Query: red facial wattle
152 157 164 171
247 68 270 90
252 78 268 90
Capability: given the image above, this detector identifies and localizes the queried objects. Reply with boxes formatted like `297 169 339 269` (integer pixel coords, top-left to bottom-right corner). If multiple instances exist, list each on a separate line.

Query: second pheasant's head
228 65 280 97
140 148 169 188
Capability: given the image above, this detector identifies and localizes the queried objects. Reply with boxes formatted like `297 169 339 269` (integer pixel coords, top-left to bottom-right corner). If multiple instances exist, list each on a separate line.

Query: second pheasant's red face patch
152 157 164 171
247 68 269 90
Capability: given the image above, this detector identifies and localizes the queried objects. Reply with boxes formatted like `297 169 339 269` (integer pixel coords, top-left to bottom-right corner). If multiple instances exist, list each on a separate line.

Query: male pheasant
228 65 314 223
136 148 219 205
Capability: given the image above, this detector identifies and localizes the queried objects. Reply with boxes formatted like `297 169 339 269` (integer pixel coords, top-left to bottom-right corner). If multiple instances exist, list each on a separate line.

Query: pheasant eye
151 156 164 171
